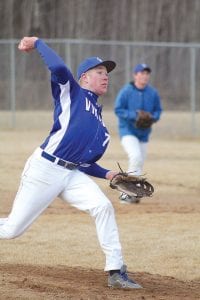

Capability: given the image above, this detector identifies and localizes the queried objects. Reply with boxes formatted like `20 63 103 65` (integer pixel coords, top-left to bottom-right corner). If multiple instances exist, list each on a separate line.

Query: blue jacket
114 82 162 142
35 39 110 178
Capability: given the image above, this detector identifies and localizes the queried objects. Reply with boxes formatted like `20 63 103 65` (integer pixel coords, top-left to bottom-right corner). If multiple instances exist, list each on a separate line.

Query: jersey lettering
85 97 103 124
85 97 91 111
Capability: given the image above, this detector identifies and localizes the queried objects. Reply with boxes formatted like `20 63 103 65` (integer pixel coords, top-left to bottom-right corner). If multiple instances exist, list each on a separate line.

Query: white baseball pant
121 135 147 175
0 148 124 271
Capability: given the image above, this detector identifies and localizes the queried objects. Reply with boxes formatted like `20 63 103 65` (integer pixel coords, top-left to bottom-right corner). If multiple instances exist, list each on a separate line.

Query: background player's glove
135 110 154 129
110 172 154 198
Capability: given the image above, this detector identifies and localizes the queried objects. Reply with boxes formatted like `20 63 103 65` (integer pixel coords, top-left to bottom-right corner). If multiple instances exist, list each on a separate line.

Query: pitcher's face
84 66 109 96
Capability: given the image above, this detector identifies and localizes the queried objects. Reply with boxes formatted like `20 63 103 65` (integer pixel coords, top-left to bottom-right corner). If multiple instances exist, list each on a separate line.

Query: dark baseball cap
77 56 116 79
133 63 151 73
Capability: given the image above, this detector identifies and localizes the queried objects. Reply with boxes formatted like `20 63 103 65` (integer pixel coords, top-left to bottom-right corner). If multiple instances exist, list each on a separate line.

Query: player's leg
0 218 8 225
0 153 64 239
59 170 124 271
120 135 144 204
140 142 148 171
121 135 143 175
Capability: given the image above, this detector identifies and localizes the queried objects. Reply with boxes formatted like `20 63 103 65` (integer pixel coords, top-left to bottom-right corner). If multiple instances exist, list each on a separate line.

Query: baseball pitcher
0 37 142 289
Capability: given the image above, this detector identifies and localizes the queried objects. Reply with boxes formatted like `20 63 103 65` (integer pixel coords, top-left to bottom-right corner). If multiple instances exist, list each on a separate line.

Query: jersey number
102 132 110 147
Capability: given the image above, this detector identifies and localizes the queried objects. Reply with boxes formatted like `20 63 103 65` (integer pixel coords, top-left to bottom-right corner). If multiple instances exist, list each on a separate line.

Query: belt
41 151 79 170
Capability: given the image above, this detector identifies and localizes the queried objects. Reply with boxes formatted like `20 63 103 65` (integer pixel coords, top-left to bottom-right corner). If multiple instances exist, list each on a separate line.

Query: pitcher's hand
18 37 38 52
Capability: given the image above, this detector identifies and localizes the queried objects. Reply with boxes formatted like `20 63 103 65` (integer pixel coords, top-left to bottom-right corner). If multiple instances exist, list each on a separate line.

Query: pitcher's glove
110 172 154 198
135 110 154 129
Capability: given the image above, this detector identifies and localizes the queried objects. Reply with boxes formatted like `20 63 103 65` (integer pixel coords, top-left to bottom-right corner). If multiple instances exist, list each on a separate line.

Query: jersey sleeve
78 163 110 179
35 39 73 85
114 87 137 120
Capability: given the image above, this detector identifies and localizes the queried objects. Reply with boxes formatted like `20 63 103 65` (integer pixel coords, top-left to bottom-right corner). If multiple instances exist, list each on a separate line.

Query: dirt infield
1 264 200 299
0 112 200 299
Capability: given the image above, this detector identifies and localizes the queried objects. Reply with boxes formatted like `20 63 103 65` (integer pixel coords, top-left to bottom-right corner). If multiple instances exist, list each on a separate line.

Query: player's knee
103 201 114 212
0 225 23 239
91 200 114 218
100 198 114 211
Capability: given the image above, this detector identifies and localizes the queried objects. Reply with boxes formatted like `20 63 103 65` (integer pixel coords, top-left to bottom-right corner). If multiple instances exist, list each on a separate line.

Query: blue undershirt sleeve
78 163 110 179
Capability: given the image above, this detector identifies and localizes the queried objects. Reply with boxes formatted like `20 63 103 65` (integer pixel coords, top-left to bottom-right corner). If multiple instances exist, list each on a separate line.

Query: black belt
41 151 79 170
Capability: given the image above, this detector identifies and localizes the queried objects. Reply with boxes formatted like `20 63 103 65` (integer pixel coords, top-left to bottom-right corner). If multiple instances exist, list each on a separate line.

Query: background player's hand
18 37 38 52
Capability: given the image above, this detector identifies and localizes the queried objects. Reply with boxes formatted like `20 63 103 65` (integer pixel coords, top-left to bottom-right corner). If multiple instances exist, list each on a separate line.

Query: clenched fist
18 37 38 52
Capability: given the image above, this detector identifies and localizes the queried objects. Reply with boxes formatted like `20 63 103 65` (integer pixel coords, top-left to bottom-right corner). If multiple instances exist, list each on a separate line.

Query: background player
114 63 162 204
0 37 142 289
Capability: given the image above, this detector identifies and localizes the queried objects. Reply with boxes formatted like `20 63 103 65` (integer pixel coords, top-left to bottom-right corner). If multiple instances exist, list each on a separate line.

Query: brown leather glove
110 172 154 198
135 110 154 129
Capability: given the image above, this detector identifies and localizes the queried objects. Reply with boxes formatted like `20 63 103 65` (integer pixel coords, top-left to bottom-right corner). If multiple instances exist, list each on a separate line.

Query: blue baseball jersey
114 82 162 142
35 39 110 178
